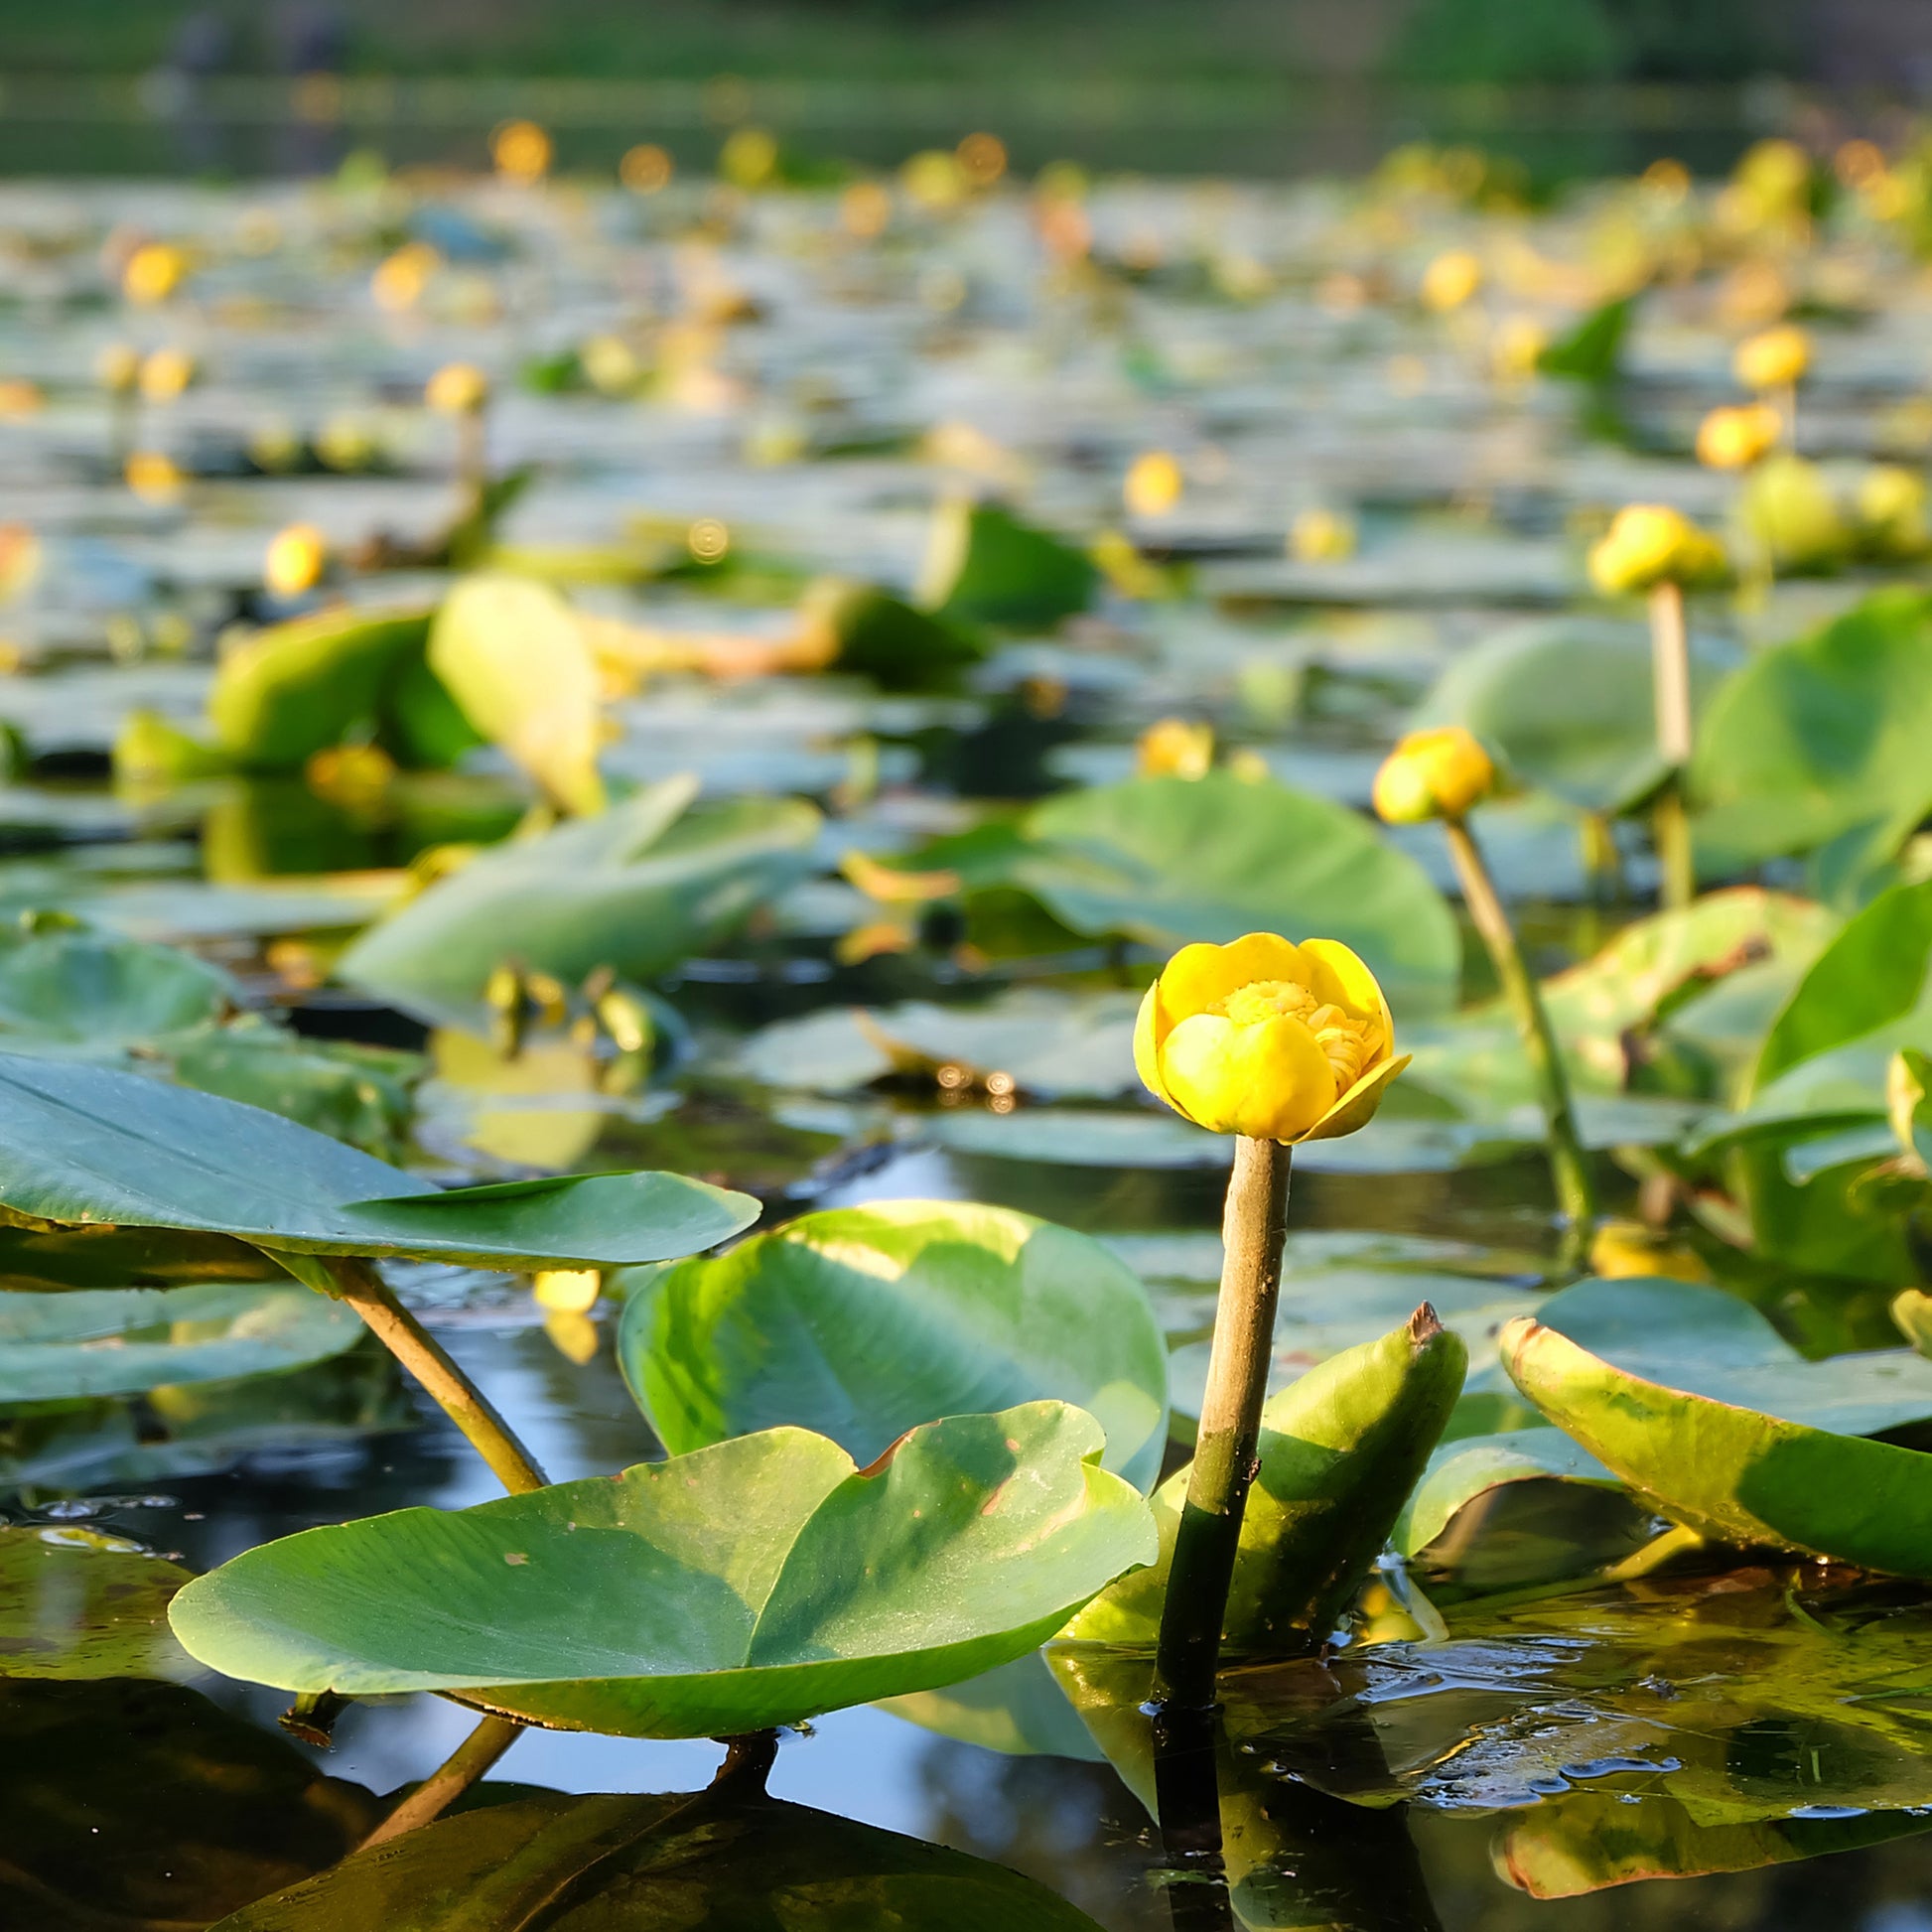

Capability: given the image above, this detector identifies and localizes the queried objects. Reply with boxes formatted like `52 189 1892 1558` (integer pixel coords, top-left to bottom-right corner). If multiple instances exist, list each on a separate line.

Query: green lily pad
876 1648 1103 1760
0 1283 363 1403
0 924 232 1046
1501 1311 1932 1573
616 1199 1169 1492
1416 616 1737 816
1009 772 1460 1017
1694 587 1932 869
1753 876 1932 1094
168 1402 1157 1738
208 605 443 771
0 1678 378 1930
169 1029 422 1160
209 1781 1107 1931
0 1526 199 1681
338 777 821 1031
428 575 607 815
0 1051 758 1268
804 575 986 691
916 498 1097 629
1066 1311 1463 1653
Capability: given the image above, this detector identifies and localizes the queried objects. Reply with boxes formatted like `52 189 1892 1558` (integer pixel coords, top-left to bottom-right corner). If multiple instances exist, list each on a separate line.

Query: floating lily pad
1417 616 1738 816
210 1781 1107 1931
617 1199 1169 1491
1009 773 1460 1017
0 1526 198 1681
1694 588 1932 869
338 776 821 1031
917 498 1096 629
0 923 232 1046
168 1403 1157 1737
0 1052 758 1268
0 1283 363 1403
1501 1310 1932 1574
429 575 607 814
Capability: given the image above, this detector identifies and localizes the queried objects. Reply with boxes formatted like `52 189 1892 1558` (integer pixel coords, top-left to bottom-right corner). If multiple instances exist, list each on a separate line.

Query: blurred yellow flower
263 523 329 597
533 1268 601 1313
137 346 196 403
305 742 396 809
122 243 189 306
1289 506 1357 562
902 149 966 211
1733 324 1810 392
579 334 640 394
372 241 440 314
1490 315 1547 382
1136 718 1214 779
1588 503 1726 595
425 361 489 414
124 451 185 501
1695 401 1781 470
1371 725 1496 824
1856 465 1930 557
840 179 894 239
956 132 1008 188
621 144 674 194
721 127 779 190
1135 932 1407 1144
1420 249 1481 313
1589 1219 1711 1283
0 379 42 418
1124 451 1183 517
492 120 553 184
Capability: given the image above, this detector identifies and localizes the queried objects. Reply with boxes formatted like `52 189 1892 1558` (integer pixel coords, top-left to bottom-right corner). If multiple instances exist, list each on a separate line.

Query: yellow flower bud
1135 718 1214 779
122 242 188 306
1695 401 1781 471
1134 932 1408 1144
722 127 780 191
1733 324 1811 392
1856 464 1929 558
1420 249 1481 313
491 119 553 185
1124 451 1183 517
1289 506 1357 562
124 451 185 501
425 361 489 414
533 1268 600 1313
1587 503 1726 595
1371 725 1496 825
263 523 329 598
137 346 196 403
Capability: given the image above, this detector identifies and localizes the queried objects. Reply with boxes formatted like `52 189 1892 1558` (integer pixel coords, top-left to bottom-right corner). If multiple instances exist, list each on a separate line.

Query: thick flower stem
1153 1136 1292 1714
1445 818 1598 1248
1648 579 1696 911
322 1256 549 1495
359 1714 525 1850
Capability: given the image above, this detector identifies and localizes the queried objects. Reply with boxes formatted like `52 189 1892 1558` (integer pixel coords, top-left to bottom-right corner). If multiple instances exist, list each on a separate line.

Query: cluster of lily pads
9 122 1932 1925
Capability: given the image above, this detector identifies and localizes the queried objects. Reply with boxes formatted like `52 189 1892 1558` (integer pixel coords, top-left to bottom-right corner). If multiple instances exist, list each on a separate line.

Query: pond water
5 133 1932 1930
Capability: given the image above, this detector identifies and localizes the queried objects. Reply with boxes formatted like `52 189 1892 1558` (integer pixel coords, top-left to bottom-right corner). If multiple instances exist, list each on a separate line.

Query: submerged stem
1648 579 1696 911
1153 1136 1292 1714
321 1255 550 1495
1445 818 1598 1253
359 1713 525 1850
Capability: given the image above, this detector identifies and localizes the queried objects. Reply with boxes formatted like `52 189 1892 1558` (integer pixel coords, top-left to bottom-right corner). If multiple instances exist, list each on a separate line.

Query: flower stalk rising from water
1135 932 1406 1710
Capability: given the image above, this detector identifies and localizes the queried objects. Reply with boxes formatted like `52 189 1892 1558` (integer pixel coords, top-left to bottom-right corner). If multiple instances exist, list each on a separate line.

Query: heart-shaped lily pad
0 1052 757 1269
617 1200 1169 1491
168 1402 1156 1737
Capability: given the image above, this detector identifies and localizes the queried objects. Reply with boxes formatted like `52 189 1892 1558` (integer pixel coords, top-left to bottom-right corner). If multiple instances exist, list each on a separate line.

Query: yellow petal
1155 932 1308 1032
1300 1052 1410 1143
1133 982 1173 1108
1295 938 1393 1058
1159 1010 1337 1141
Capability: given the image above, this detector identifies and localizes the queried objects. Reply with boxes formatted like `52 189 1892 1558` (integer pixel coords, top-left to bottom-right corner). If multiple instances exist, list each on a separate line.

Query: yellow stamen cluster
1215 980 1373 1090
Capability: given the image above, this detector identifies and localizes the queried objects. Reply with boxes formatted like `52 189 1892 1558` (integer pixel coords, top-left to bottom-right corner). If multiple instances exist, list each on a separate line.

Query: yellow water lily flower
1125 451 1183 517
1733 323 1810 392
1420 248 1481 313
425 361 489 414
1372 725 1495 824
1136 717 1214 779
1587 503 1726 594
122 242 189 306
1289 506 1357 561
263 522 329 597
1135 932 1408 1143
1695 401 1781 470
